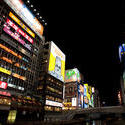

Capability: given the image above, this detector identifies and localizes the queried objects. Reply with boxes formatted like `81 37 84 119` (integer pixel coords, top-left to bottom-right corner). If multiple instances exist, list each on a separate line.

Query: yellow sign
48 42 65 82
7 110 17 124
9 12 35 38
0 67 11 75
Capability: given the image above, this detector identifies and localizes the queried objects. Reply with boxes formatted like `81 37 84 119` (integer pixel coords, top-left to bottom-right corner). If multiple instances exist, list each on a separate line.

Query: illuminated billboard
48 42 65 82
65 68 81 83
46 100 63 107
84 84 89 108
78 84 84 108
72 98 77 106
6 18 33 44
0 81 8 89
9 12 35 38
4 0 44 39
3 24 31 51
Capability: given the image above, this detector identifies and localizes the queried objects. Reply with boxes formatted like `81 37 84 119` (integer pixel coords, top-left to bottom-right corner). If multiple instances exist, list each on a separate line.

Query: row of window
46 95 62 103
47 86 62 95
44 106 62 112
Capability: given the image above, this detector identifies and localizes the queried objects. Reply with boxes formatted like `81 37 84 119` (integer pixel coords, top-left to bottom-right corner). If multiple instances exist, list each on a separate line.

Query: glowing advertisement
84 84 89 108
92 87 95 93
72 97 77 106
4 0 44 39
9 12 35 38
0 81 8 89
48 42 65 82
46 100 63 107
0 67 11 75
0 91 11 96
119 44 125 62
7 110 17 124
65 68 81 83
6 18 33 44
78 84 84 108
3 24 31 51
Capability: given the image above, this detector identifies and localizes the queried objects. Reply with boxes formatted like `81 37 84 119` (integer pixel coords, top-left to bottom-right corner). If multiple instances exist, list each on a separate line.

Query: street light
27 0 30 3
34 9 36 12
37 13 39 15
31 5 33 7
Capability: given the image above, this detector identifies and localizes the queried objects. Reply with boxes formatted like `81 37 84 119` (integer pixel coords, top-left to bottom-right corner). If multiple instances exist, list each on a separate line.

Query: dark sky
24 0 123 106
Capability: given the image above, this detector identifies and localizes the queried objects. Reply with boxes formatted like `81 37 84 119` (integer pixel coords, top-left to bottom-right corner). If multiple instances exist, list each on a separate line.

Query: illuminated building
63 68 84 110
0 0 45 123
37 41 65 119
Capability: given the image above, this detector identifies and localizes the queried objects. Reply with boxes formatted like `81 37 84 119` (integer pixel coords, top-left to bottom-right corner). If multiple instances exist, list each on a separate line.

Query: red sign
0 91 11 96
0 81 8 89
6 18 33 44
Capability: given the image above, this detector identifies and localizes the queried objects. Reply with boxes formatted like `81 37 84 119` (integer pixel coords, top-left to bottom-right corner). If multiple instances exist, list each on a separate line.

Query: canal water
79 118 125 125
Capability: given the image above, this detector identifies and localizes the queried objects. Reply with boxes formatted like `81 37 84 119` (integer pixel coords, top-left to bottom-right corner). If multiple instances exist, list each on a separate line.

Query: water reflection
83 118 125 125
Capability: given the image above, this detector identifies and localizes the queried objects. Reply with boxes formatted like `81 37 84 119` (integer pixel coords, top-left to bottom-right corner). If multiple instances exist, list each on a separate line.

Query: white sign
46 100 63 107
72 98 77 106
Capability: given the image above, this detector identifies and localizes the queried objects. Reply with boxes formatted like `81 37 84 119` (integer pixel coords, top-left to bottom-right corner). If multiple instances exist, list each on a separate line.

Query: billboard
4 0 44 39
72 97 77 106
9 12 35 38
0 81 8 89
3 24 31 51
48 42 65 82
84 84 89 108
6 18 33 44
65 68 81 83
78 84 84 108
46 100 63 107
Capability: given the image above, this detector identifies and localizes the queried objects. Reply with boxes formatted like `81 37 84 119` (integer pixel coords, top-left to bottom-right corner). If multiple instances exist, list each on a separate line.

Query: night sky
24 0 123 106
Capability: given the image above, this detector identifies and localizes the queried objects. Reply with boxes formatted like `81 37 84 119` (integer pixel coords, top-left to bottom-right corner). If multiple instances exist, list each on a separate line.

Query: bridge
44 106 125 121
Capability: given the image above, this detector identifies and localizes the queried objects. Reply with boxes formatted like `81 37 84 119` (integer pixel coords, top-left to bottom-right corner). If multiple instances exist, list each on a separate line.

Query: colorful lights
0 43 22 59
9 12 35 38
3 25 31 51
12 73 26 81
6 18 33 44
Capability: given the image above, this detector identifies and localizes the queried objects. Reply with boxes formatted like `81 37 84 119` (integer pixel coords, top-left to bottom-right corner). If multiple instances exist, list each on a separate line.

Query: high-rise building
37 41 65 120
0 0 45 123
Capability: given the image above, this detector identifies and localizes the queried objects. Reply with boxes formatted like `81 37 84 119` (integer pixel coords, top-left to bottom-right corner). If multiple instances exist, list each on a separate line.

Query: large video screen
4 0 44 39
48 42 65 82
65 68 81 83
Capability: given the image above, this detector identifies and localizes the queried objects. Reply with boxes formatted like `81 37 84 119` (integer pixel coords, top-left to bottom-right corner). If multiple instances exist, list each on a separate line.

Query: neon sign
0 81 8 89
3 25 31 51
9 12 35 38
6 18 33 44
0 91 11 96
0 67 11 75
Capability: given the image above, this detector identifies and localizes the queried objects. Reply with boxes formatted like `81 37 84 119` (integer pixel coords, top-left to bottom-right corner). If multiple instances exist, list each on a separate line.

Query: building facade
0 0 45 123
37 41 65 120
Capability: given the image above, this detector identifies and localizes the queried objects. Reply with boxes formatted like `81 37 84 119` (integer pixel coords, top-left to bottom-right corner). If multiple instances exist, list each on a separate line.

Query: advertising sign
6 18 33 44
3 24 31 51
72 97 77 106
0 67 11 75
7 110 17 124
78 84 84 108
0 81 8 89
9 12 35 38
84 84 89 108
4 0 44 39
46 100 63 107
92 87 95 93
48 42 65 82
65 68 81 83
